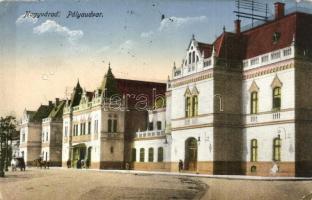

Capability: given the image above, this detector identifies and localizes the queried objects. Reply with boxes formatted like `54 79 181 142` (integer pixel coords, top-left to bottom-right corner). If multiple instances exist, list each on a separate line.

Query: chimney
235 19 241 34
55 98 60 106
274 2 285 20
48 101 53 106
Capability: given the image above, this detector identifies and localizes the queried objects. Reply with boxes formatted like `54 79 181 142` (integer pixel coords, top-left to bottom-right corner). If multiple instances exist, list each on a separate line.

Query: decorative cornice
243 62 294 80
171 69 213 88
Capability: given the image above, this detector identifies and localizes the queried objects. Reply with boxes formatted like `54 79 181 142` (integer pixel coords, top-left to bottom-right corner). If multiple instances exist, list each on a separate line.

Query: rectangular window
158 147 164 162
185 97 191 118
113 120 117 133
148 148 154 162
250 92 258 114
46 131 49 142
140 148 145 162
148 122 153 131
108 119 112 132
273 138 281 161
157 121 161 130
250 139 258 162
88 121 91 135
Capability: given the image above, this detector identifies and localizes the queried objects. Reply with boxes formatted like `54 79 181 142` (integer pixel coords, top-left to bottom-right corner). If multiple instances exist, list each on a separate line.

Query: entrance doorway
184 137 198 171
72 144 86 168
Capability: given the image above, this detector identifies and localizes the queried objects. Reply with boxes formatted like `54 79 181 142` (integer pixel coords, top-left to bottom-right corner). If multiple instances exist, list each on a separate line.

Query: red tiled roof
213 32 245 60
242 13 296 59
116 79 166 108
197 42 213 58
210 12 312 60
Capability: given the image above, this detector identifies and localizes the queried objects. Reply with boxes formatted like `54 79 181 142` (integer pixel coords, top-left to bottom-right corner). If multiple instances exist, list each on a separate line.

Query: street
0 168 312 200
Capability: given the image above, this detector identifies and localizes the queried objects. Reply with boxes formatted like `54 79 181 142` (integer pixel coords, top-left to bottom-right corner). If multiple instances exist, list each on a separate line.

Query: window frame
273 137 281 162
250 139 258 162
250 91 258 114
272 87 281 110
148 147 154 162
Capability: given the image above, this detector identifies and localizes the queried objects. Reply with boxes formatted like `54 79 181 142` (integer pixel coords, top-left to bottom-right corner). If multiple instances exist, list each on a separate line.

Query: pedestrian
67 159 71 168
178 160 183 172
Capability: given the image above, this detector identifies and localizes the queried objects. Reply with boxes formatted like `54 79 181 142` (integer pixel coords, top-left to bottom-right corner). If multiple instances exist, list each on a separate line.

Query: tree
0 116 17 177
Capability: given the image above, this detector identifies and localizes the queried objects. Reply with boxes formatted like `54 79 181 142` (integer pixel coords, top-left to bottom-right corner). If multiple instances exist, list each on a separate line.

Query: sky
0 0 312 119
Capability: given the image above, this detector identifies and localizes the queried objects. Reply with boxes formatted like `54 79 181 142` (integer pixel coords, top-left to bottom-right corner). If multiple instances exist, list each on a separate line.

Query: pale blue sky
0 0 311 117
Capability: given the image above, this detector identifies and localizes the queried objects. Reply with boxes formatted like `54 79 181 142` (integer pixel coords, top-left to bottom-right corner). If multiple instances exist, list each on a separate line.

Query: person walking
178 160 183 172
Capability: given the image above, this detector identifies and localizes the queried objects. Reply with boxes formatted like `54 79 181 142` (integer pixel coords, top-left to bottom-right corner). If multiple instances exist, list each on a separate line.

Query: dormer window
273 32 281 44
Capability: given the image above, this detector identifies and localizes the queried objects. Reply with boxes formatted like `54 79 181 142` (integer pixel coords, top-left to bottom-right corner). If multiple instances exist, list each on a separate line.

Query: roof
86 91 94 101
31 104 54 122
197 42 213 59
213 32 245 60
48 100 66 120
204 11 312 61
241 12 296 59
116 78 166 108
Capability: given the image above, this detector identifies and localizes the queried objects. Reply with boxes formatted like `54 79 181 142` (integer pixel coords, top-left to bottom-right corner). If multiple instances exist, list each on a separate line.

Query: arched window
250 92 258 114
192 95 198 117
250 139 258 162
273 87 281 110
185 97 191 117
188 53 191 64
140 148 145 162
148 148 154 162
158 147 164 162
131 148 136 162
273 137 281 161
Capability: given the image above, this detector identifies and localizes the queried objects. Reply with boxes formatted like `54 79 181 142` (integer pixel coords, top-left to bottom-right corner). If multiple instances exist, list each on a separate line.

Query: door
185 138 198 171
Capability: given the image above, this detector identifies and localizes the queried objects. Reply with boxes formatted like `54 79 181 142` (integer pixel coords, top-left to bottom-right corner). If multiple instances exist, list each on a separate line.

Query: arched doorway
184 137 198 171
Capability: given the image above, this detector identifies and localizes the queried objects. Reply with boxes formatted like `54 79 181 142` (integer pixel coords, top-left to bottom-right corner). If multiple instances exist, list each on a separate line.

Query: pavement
74 167 312 181
1 167 312 200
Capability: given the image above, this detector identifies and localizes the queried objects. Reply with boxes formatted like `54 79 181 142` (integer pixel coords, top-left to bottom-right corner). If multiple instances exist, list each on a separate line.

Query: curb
42 167 312 181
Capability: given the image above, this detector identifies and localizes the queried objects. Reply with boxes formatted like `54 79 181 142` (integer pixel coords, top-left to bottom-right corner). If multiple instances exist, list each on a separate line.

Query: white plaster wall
243 123 295 162
171 79 213 120
42 147 50 161
133 139 170 162
20 126 28 143
171 127 213 162
242 68 295 114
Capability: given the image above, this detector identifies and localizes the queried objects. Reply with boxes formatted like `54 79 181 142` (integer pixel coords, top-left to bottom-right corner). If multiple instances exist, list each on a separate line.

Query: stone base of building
131 161 214 174
245 162 295 177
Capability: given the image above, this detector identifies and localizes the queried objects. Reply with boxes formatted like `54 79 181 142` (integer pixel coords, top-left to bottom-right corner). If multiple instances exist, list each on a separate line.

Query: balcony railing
243 46 294 71
135 130 165 138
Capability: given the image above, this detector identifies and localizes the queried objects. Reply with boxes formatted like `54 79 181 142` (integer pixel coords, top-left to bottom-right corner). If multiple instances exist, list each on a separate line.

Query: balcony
72 134 91 143
135 130 165 139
